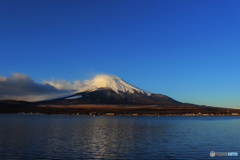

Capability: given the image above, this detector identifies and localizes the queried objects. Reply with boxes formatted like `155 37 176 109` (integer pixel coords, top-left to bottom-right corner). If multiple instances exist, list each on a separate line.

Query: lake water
0 114 240 159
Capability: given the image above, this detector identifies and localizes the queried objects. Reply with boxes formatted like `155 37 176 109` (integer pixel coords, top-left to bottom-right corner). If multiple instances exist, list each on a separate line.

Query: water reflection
1 115 240 159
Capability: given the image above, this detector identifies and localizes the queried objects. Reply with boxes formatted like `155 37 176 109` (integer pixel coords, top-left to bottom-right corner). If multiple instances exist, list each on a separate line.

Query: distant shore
1 104 240 116
7 112 240 117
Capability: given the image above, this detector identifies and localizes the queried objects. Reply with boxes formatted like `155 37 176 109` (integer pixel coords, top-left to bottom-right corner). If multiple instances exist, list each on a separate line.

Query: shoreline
1 103 240 117
1 112 240 117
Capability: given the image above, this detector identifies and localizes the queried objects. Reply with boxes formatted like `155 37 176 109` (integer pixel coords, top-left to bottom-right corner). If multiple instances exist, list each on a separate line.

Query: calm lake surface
0 114 240 159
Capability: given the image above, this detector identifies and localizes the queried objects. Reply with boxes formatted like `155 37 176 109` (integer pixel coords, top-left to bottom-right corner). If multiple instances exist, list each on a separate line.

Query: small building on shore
105 113 114 116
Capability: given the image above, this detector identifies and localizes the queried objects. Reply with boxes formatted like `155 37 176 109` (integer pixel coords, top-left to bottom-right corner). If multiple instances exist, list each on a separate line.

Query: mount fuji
1 74 237 115
40 74 180 105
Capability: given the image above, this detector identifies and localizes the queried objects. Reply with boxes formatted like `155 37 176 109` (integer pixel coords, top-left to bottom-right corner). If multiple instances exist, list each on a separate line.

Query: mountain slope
40 89 179 105
39 75 180 105
77 74 151 95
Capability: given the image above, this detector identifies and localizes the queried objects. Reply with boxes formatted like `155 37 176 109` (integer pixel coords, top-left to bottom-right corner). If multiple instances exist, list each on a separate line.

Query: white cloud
42 79 84 90
0 73 77 101
0 72 117 101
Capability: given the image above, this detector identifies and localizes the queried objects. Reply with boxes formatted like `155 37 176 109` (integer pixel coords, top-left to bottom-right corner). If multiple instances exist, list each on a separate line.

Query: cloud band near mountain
0 73 82 101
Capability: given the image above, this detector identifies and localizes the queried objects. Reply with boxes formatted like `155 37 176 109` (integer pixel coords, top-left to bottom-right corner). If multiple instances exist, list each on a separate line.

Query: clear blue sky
1 0 240 108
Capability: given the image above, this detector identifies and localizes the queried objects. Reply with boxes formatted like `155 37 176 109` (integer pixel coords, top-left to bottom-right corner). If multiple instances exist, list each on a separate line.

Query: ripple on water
0 114 240 159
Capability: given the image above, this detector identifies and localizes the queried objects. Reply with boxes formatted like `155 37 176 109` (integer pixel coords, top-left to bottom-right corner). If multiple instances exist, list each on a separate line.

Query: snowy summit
78 74 151 95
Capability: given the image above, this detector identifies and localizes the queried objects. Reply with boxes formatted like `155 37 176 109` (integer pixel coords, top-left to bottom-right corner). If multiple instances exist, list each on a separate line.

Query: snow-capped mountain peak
78 74 151 95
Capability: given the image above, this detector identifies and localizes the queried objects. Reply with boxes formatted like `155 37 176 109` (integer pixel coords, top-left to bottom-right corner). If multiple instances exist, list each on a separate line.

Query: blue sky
1 0 240 108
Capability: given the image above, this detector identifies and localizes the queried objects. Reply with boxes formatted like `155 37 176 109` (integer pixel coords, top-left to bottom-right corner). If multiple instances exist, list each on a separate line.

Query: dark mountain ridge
38 88 180 105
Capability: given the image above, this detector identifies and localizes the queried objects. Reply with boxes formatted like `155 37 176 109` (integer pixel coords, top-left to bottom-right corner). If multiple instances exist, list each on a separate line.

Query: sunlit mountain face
39 74 180 105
